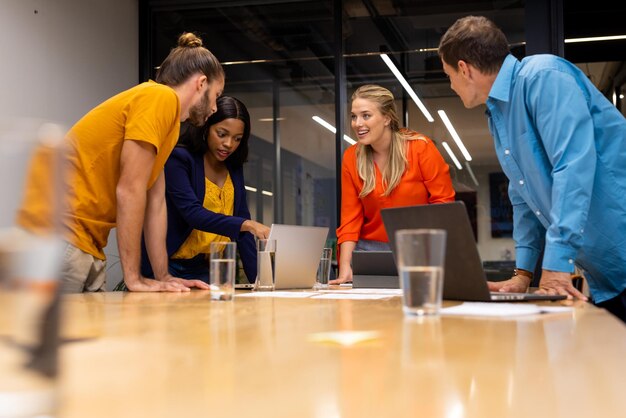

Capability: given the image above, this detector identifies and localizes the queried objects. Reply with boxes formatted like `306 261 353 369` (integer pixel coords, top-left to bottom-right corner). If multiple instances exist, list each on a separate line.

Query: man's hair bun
178 32 203 48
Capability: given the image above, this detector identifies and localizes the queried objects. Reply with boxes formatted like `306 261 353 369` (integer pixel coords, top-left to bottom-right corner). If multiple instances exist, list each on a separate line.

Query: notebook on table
268 224 329 290
381 201 566 302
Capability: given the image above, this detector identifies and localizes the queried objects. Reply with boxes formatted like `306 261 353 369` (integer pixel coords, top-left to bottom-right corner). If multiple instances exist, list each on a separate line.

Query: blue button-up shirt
486 54 626 303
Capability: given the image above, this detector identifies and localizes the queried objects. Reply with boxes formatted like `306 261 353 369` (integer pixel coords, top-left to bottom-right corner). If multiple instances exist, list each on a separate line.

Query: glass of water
0 120 66 417
254 239 276 291
395 229 447 316
315 247 333 290
209 242 237 301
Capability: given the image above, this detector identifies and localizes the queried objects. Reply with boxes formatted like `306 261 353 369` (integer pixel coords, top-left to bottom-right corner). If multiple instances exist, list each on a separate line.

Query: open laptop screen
268 224 329 289
381 202 565 302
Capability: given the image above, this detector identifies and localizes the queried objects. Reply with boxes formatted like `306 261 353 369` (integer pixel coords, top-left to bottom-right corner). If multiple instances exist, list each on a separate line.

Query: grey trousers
355 239 391 252
61 242 106 293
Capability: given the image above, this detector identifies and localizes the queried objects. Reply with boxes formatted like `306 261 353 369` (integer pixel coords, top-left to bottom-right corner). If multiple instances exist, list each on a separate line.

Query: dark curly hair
177 95 250 168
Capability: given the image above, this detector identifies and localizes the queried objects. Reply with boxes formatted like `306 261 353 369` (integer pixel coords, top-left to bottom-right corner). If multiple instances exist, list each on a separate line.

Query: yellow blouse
172 173 234 259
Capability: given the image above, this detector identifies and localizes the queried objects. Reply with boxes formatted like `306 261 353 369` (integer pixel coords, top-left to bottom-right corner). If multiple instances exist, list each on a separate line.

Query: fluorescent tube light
437 110 472 162
258 117 286 122
342 135 357 145
312 116 357 145
442 141 462 170
565 35 626 44
464 162 479 187
247 185 273 196
380 53 434 122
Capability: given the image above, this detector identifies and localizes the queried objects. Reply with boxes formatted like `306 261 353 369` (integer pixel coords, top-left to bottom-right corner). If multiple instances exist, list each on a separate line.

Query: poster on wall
489 172 513 238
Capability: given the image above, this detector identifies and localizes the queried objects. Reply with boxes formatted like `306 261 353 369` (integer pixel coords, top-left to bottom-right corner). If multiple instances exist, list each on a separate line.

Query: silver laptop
268 224 329 289
381 202 566 302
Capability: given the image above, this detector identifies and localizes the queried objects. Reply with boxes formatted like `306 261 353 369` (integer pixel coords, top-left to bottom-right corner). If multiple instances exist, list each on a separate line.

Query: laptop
352 250 398 288
268 224 329 289
381 201 566 302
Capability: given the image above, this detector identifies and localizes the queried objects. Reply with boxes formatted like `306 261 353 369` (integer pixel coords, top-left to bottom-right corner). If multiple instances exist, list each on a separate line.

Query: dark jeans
355 239 391 252
169 254 210 283
595 288 626 324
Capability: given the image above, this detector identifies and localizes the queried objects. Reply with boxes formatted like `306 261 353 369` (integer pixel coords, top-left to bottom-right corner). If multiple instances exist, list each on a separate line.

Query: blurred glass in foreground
0 120 66 417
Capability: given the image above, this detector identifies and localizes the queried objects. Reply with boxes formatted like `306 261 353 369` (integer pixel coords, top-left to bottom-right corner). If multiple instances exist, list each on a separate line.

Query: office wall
1 0 138 289
0 0 138 127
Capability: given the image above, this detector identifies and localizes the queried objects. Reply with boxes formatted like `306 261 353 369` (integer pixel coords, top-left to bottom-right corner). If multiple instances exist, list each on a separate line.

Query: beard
187 89 211 127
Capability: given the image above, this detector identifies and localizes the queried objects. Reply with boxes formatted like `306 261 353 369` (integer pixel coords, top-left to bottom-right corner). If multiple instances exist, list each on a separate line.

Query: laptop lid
381 202 565 302
352 250 399 289
268 224 329 289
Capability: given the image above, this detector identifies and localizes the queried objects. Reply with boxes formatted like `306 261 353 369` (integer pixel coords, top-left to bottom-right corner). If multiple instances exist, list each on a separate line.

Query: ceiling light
464 162 479 187
261 190 273 196
437 110 472 161
312 116 356 145
380 54 434 122
565 35 626 44
258 117 286 122
245 186 257 192
442 142 462 170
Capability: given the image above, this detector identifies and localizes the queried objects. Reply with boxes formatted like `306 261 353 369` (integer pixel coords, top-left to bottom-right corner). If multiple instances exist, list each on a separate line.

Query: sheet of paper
319 288 402 296
441 302 573 317
236 291 318 298
311 293 391 300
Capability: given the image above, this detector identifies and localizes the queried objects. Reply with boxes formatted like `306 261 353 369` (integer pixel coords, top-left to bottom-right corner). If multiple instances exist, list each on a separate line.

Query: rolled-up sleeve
336 147 363 245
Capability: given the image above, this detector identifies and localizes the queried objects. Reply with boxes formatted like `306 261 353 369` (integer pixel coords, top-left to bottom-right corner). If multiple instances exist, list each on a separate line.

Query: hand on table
125 274 210 292
487 275 532 293
329 266 352 285
535 270 587 301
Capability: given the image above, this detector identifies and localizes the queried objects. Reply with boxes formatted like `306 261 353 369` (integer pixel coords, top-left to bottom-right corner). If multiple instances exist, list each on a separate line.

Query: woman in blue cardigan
141 96 269 283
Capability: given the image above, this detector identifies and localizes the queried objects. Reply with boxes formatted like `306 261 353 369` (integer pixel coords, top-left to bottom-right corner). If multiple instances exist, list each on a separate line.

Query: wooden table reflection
59 290 626 418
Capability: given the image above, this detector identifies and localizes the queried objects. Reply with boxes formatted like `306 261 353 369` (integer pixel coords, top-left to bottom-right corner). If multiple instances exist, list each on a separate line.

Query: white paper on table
312 293 391 300
236 291 318 298
318 288 402 296
441 302 574 317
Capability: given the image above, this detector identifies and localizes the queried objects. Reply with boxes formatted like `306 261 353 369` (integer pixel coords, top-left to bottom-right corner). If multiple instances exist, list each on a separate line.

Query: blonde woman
331 84 455 284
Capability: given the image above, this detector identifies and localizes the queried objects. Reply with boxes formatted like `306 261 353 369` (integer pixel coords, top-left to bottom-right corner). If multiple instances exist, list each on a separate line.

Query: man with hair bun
19 32 224 293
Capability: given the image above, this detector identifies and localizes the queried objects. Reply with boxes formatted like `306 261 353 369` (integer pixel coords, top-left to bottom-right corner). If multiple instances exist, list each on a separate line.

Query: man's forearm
117 186 147 286
144 192 170 279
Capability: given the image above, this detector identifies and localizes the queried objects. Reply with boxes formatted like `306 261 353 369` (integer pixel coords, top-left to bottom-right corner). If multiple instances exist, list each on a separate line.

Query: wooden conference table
58 289 625 418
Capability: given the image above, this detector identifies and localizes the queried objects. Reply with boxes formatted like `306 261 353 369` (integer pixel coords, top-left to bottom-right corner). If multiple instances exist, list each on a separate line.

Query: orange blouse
337 132 455 245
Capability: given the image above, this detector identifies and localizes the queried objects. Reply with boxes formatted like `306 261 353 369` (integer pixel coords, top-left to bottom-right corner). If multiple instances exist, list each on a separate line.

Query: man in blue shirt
438 15 626 322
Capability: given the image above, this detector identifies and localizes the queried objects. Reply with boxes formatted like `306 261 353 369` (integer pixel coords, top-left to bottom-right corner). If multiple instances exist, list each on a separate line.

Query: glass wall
144 0 527 263
339 1 526 266
143 0 623 269
148 0 337 237
563 2 626 117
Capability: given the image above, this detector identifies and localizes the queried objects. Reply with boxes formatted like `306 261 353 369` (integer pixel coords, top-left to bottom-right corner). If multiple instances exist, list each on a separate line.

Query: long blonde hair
353 85 426 197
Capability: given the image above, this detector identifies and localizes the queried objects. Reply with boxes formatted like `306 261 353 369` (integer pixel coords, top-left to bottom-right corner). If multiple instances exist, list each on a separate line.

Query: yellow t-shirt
172 174 234 259
62 81 180 259
16 139 67 235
